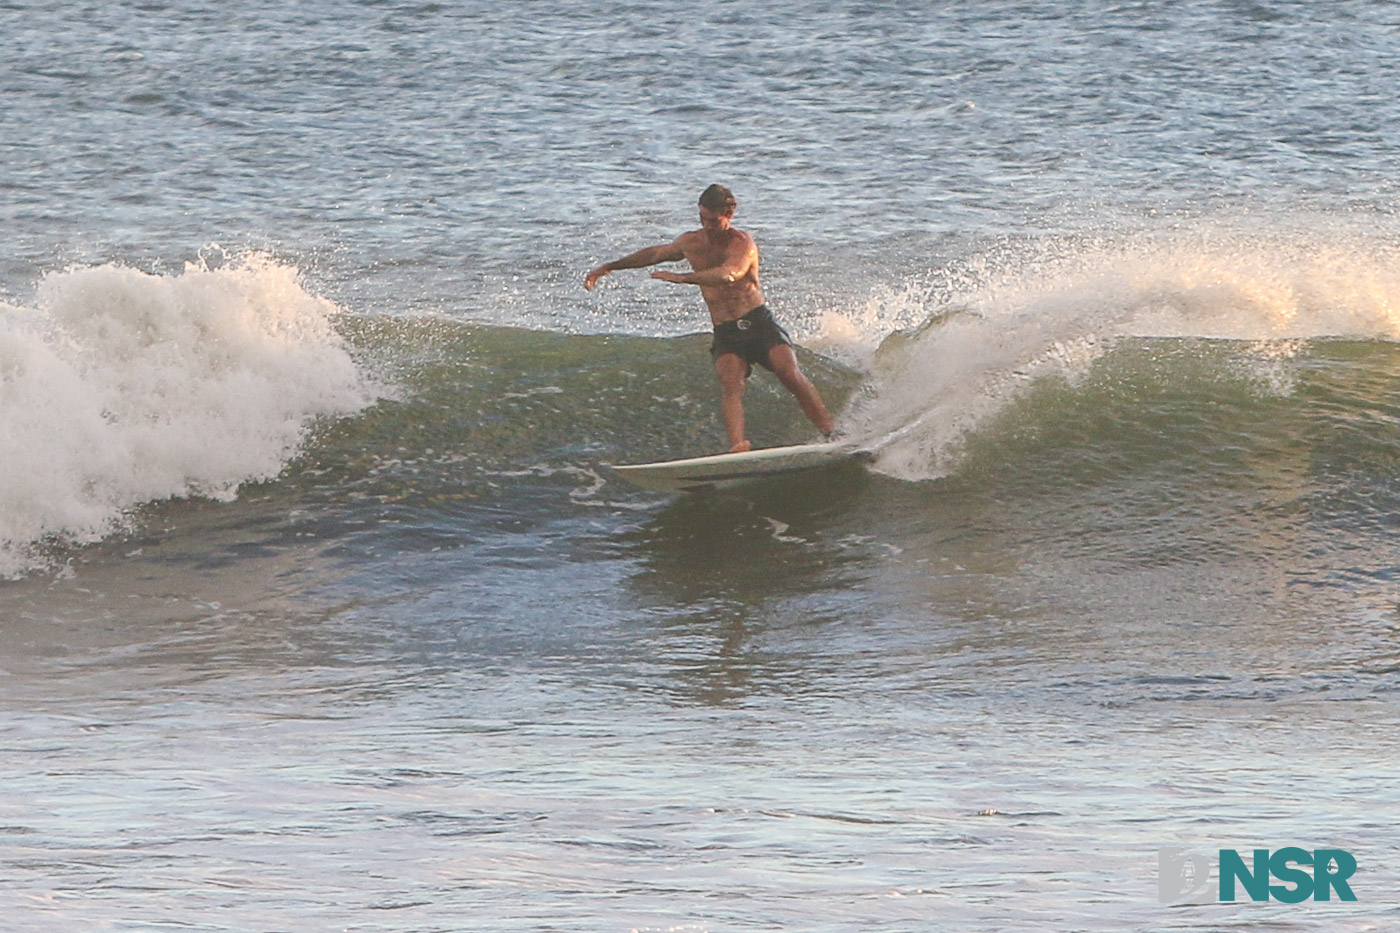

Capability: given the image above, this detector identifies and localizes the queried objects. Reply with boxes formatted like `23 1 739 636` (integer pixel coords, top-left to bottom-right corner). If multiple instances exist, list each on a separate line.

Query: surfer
584 184 836 453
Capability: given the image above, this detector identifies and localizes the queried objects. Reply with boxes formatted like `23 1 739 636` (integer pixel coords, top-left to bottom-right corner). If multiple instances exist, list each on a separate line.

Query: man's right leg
714 353 751 452
764 344 835 436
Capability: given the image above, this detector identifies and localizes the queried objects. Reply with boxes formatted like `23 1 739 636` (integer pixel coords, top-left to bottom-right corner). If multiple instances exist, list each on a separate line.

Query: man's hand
584 266 610 291
650 271 688 284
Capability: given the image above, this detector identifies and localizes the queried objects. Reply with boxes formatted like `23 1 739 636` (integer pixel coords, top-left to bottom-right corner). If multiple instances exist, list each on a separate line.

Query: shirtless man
584 184 835 453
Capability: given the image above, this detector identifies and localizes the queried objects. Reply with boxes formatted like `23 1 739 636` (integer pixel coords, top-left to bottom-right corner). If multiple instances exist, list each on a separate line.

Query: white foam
0 253 373 576
823 223 1400 481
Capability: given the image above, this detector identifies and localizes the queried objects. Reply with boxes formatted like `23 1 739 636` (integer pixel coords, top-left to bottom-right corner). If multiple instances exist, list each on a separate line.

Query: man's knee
765 344 801 378
715 356 749 392
769 358 807 392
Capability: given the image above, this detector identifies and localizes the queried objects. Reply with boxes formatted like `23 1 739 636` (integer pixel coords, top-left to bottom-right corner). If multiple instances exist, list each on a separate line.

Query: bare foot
729 440 752 453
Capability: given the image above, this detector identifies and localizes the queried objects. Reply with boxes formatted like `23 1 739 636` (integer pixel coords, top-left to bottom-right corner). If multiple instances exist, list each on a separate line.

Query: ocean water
3 1 1400 929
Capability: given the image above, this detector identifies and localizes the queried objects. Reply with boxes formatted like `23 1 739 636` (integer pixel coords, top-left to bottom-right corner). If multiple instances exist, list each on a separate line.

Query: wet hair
698 184 737 214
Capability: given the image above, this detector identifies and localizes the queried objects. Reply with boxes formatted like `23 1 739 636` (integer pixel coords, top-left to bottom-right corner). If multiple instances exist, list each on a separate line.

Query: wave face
10 225 1400 578
0 255 373 576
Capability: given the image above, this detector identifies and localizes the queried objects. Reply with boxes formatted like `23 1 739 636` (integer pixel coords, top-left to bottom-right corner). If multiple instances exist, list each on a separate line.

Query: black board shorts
709 304 793 375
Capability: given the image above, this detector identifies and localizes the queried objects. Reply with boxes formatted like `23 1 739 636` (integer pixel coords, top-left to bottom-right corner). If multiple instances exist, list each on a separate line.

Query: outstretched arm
650 236 755 287
584 241 685 290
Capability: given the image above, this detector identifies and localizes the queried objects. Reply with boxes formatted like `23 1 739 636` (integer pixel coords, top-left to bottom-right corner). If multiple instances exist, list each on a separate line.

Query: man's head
699 184 737 215
698 184 736 232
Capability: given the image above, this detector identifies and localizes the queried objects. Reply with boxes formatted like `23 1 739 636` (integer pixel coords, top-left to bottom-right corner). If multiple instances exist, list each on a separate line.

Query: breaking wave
0 253 374 576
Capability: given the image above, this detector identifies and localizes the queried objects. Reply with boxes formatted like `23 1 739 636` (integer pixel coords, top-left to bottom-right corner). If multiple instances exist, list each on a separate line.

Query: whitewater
0 255 372 576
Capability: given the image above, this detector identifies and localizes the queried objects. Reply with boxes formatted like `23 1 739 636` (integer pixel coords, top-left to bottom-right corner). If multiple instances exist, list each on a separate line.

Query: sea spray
0 254 373 577
827 227 1400 481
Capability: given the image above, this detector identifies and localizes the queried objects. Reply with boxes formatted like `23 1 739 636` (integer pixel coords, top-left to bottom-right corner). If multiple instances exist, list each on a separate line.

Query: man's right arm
585 241 686 290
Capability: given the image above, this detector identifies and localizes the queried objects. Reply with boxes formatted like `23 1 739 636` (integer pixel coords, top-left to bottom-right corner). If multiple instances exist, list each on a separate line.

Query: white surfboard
610 441 870 493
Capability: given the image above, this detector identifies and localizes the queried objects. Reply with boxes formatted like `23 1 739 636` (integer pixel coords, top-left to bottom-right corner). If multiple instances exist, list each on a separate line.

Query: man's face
699 205 732 232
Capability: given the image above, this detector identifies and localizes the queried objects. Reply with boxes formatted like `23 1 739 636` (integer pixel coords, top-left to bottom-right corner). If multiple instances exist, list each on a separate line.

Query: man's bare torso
676 227 764 325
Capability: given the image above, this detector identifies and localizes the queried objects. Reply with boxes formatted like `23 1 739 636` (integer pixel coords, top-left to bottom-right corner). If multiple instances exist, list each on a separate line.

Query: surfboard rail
609 441 870 493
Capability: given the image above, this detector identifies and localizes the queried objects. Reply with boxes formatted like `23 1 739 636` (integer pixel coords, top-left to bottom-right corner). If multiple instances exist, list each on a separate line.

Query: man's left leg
765 344 835 437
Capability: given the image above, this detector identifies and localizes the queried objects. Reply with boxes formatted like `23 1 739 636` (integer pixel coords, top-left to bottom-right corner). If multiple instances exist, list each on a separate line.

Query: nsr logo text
1159 847 1357 904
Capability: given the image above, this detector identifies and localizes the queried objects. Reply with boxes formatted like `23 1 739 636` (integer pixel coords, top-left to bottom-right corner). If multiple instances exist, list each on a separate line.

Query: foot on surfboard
729 440 753 453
